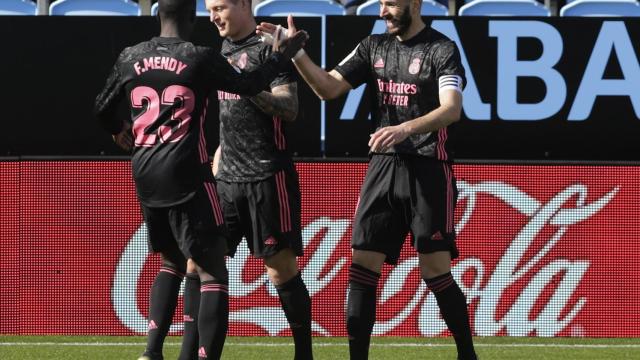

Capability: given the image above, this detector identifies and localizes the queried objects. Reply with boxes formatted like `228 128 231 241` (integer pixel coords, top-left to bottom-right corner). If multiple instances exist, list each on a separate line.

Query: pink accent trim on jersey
160 267 185 278
198 99 209 163
442 163 454 233
273 116 286 150
437 129 442 160
275 171 291 232
204 182 224 226
437 128 449 161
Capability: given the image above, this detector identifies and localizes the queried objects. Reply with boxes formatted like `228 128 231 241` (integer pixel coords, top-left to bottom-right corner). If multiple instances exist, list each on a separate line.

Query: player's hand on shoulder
112 122 133 152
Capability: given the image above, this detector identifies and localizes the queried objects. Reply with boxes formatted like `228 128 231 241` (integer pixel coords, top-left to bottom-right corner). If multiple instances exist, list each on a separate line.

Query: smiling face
379 0 416 37
205 0 252 41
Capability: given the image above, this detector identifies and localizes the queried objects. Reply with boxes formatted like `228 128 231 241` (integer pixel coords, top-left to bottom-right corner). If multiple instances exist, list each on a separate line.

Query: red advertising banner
1 161 639 337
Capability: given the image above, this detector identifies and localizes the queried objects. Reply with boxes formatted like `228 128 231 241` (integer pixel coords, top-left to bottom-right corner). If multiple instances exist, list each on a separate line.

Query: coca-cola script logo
112 181 618 336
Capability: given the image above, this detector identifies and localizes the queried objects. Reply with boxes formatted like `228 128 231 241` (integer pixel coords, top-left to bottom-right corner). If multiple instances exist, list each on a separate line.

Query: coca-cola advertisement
1 161 639 337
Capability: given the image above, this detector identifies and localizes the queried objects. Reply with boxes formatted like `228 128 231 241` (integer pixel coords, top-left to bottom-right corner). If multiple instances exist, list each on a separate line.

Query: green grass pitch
1 335 639 359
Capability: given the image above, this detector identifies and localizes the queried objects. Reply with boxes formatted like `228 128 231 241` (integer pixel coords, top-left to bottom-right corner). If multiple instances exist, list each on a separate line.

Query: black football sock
275 272 313 360
178 272 200 360
145 266 184 358
346 263 380 360
424 272 477 360
197 280 229 360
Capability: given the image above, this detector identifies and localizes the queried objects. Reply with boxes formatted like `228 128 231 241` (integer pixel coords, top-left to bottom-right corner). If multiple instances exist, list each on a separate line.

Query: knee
420 262 451 279
264 249 299 286
161 254 187 275
351 250 385 274
418 252 452 279
192 256 228 283
186 258 197 273
197 266 228 284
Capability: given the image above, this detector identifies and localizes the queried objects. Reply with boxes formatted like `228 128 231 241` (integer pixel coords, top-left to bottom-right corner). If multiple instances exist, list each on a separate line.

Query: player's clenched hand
368 124 411 153
112 122 133 152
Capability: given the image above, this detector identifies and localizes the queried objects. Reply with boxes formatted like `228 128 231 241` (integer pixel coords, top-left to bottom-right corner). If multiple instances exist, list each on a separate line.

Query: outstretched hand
257 14 298 39
258 15 307 60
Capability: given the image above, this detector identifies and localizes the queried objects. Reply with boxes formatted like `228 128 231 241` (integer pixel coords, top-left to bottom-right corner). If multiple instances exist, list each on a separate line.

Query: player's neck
396 19 426 42
227 20 257 42
159 22 190 40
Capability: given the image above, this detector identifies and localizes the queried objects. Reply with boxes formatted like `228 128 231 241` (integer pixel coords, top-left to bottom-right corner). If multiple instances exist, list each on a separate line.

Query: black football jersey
334 27 466 160
94 37 287 207
216 33 296 182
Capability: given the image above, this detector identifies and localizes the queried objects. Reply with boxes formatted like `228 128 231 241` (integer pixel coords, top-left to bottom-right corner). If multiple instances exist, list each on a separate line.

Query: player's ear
412 0 421 13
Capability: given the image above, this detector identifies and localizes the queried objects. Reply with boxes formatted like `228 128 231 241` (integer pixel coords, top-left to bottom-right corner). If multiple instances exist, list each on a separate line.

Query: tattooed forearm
249 83 298 122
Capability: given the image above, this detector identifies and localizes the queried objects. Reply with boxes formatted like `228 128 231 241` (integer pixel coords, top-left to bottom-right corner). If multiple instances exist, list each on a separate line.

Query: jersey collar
398 25 430 47
152 36 186 45
228 31 257 46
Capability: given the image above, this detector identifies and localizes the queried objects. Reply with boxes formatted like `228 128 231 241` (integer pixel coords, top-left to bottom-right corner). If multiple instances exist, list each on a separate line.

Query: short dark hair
158 0 195 20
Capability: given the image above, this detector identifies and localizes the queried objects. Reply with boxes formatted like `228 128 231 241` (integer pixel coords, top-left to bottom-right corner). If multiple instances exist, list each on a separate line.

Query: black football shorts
351 154 459 265
217 169 303 259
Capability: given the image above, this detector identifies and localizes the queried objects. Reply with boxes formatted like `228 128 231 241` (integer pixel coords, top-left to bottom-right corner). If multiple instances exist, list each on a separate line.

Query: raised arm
257 15 353 100
292 56 352 100
208 29 309 96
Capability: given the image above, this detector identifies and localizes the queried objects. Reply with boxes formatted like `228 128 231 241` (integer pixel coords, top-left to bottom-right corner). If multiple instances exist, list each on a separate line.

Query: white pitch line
0 342 639 348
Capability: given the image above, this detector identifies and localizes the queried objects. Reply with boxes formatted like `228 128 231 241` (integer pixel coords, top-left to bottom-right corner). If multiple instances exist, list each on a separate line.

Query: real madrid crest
237 52 249 69
408 57 421 75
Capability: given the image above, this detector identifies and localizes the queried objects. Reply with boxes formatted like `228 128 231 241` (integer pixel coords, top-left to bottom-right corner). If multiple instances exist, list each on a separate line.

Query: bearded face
381 1 413 37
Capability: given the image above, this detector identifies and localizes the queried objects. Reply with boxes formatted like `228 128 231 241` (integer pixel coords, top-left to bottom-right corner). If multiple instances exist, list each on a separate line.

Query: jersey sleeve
94 51 127 135
333 36 372 88
434 41 466 90
204 48 287 96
